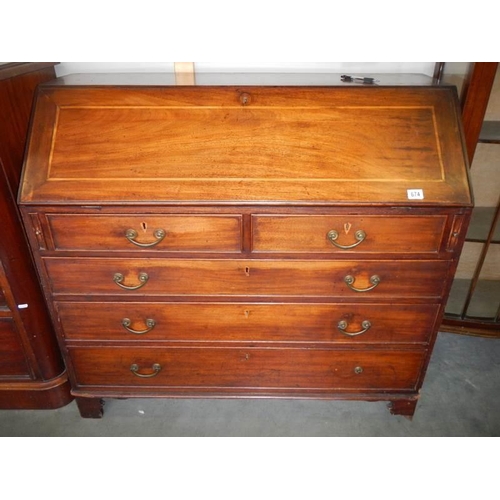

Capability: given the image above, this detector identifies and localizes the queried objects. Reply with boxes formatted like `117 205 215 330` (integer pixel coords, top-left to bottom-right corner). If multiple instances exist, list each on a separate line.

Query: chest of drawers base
21 205 470 419
18 82 472 419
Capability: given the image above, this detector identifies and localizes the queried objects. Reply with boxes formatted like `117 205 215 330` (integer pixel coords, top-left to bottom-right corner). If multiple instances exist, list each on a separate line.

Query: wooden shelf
479 121 500 143
466 207 500 243
445 278 500 320
439 62 500 337
0 305 11 316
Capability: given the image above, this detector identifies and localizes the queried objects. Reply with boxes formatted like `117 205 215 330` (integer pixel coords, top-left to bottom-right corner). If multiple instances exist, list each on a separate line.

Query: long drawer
252 214 447 254
69 346 425 391
44 258 450 298
46 214 242 252
57 302 440 344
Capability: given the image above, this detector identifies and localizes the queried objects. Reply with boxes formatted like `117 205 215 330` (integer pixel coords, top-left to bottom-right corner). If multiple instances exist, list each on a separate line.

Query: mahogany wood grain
43 257 450 298
0 62 58 81
0 162 63 379
47 214 242 252
18 80 472 418
388 398 419 419
0 63 57 191
20 86 471 206
252 214 447 254
0 372 72 410
75 397 104 418
56 301 440 344
69 346 425 391
0 62 72 409
0 318 29 376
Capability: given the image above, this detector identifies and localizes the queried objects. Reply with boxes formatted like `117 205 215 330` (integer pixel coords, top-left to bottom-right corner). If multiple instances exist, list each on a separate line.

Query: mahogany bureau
18 75 472 418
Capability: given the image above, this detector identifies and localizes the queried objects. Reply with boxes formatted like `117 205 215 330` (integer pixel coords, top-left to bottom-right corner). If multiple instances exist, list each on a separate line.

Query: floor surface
1 331 499 436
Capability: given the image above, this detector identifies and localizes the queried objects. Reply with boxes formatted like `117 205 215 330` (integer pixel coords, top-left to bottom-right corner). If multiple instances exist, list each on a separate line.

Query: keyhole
245 266 250 276
141 222 147 232
240 92 251 105
344 222 352 234
244 310 250 319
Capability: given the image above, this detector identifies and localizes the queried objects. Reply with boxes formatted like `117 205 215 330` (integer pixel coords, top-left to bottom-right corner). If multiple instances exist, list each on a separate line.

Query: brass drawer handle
125 228 166 248
122 318 156 335
338 319 371 336
354 366 364 375
130 363 162 378
327 229 366 249
113 272 149 290
344 274 380 292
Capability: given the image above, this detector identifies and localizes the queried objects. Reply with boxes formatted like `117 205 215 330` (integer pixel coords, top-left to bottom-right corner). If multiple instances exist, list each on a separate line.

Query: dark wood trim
461 62 498 164
440 317 500 337
433 62 445 84
0 160 65 378
460 198 500 318
0 62 73 408
388 398 419 419
75 397 104 418
0 372 73 409
0 62 58 81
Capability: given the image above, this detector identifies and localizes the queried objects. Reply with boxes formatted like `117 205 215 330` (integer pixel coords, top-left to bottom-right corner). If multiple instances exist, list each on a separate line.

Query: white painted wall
55 62 436 77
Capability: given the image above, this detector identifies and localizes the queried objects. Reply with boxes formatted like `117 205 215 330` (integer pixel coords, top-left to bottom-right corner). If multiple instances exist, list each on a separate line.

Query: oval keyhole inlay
245 266 250 276
141 221 147 232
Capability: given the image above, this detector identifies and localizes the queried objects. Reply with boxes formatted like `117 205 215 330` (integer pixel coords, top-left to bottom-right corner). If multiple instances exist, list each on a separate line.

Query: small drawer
69 346 425 391
0 318 29 377
57 301 440 344
46 214 242 252
44 258 450 298
252 215 447 254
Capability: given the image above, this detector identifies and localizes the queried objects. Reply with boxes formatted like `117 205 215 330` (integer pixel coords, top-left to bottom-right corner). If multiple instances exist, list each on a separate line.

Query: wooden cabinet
18 76 472 418
0 63 72 408
438 62 500 336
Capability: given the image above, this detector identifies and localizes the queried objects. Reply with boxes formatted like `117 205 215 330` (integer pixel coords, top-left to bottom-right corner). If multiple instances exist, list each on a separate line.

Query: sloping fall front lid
19 83 472 206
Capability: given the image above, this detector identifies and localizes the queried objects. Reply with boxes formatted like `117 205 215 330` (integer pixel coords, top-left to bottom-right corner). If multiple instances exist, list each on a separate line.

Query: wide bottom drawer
69 346 425 391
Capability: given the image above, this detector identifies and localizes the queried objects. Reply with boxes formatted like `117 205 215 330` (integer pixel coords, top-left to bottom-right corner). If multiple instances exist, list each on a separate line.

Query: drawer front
47 214 242 252
57 302 439 344
252 215 447 254
0 318 29 377
44 258 450 298
69 346 425 391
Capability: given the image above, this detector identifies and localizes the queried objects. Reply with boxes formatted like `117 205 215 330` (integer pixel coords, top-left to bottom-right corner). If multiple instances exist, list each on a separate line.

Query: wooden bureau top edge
19 81 472 207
